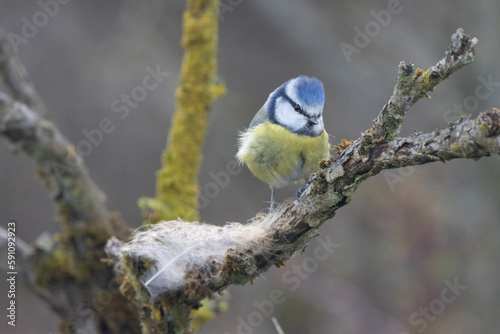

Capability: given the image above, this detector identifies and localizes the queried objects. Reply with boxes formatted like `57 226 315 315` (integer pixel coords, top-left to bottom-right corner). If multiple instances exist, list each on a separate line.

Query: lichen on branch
0 25 139 334
115 28 499 334
368 28 477 144
138 0 226 224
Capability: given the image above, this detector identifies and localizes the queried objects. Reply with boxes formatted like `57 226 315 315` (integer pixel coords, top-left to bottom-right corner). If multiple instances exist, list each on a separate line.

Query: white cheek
312 118 324 135
274 98 307 132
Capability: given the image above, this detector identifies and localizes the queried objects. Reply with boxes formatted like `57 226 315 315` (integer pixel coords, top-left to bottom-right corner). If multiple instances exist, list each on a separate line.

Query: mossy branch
365 28 477 145
0 28 139 333
138 0 225 223
114 28 499 333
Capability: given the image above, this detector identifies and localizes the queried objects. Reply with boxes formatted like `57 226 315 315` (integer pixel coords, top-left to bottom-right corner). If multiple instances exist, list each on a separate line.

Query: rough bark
0 28 140 333
138 0 225 223
114 28 498 333
0 6 497 333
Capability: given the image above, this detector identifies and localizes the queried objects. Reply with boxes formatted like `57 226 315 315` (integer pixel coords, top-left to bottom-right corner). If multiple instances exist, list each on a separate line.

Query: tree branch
0 225 33 264
0 91 109 226
138 0 225 223
116 28 499 332
0 29 139 333
0 89 141 332
0 228 74 319
368 28 477 143
0 28 47 115
371 110 500 166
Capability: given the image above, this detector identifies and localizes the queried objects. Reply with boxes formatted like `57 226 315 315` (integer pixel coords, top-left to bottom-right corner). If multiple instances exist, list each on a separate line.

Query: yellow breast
236 121 330 188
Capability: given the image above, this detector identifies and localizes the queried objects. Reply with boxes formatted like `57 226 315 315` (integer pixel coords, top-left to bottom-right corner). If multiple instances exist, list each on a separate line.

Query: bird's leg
269 187 275 213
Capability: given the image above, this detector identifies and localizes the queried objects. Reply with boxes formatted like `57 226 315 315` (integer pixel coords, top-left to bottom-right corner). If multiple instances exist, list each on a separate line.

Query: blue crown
293 76 325 107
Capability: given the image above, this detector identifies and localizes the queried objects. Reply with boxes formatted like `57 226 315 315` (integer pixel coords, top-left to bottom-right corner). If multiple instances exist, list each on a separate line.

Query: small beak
308 116 319 125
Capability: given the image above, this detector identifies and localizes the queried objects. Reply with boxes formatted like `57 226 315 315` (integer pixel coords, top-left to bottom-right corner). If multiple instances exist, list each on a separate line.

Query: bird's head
266 76 325 137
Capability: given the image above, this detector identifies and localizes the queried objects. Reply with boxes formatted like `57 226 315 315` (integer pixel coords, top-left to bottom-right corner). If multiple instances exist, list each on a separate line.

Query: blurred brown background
1 1 499 333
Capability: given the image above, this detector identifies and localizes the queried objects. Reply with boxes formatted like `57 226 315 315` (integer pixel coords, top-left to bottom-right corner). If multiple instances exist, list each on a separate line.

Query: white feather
119 209 292 298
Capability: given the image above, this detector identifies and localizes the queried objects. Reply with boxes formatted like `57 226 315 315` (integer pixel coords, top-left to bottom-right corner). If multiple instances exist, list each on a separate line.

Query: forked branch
113 28 499 333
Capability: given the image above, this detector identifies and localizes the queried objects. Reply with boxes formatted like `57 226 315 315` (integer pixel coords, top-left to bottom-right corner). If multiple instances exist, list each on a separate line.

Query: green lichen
191 299 228 330
35 221 113 289
35 248 75 288
139 0 225 224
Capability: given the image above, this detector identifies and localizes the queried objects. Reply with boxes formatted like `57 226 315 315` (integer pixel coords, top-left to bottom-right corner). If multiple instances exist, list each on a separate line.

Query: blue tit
236 76 330 212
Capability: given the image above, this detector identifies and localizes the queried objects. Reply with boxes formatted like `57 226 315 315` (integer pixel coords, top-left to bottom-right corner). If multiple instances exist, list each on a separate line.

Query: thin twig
272 317 285 334
0 225 33 263
0 91 109 225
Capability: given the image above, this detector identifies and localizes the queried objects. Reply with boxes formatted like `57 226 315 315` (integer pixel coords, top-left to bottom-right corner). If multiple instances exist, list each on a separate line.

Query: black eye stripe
282 94 309 117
